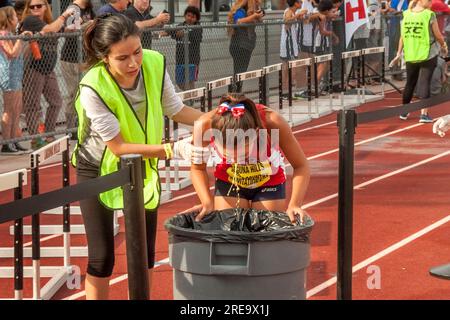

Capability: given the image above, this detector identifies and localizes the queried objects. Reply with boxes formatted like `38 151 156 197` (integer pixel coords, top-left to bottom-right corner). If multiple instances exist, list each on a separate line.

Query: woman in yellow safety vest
72 13 206 300
392 0 448 122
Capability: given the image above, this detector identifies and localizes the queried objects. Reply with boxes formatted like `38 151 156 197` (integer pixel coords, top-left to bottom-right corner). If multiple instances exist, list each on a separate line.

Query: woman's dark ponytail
83 14 140 69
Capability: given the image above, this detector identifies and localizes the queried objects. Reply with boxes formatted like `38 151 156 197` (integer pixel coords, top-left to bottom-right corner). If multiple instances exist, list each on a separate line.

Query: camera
257 9 266 16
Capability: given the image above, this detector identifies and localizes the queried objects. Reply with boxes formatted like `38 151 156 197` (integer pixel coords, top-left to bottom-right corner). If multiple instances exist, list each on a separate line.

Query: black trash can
164 208 314 300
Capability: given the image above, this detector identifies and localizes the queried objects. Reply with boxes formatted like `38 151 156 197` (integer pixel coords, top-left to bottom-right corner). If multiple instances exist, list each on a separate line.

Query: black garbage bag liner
164 208 314 243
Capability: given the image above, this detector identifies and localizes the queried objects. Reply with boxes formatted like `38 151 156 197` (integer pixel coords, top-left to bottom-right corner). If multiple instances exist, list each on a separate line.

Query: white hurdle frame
160 87 206 191
340 50 363 109
235 69 264 103
313 54 334 117
0 169 27 299
287 58 314 123
361 47 386 103
0 136 78 300
207 76 233 111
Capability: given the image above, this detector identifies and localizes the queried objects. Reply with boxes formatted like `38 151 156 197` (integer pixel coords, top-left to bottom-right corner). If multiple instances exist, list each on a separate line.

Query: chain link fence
1 14 448 147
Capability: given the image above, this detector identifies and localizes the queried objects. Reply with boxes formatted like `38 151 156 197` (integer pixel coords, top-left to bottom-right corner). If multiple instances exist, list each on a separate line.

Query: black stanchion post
337 109 357 300
121 155 149 300
14 172 24 300
62 140 71 267
31 154 40 299
279 69 283 110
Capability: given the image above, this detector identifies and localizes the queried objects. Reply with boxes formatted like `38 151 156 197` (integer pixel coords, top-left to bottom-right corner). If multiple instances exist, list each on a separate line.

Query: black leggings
403 56 438 105
77 174 158 278
229 45 253 92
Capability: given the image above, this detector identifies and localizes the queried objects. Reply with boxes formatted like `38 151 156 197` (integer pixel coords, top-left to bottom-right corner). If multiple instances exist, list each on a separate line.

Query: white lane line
166 122 424 204
23 234 61 247
62 149 450 300
306 214 450 298
292 121 336 134
63 258 170 300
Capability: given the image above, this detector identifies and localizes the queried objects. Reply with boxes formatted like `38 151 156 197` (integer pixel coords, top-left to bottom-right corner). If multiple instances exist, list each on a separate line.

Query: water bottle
30 40 42 60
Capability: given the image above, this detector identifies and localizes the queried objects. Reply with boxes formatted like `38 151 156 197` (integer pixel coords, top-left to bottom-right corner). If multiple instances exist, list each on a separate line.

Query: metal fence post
168 0 175 24
183 28 190 92
337 109 357 300
120 154 149 300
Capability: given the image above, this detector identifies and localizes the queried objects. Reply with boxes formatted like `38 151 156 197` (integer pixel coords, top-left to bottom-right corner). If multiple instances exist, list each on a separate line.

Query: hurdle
0 169 26 299
285 58 314 124
1 136 108 260
361 47 386 103
313 54 334 117
160 87 206 192
235 69 265 103
340 50 363 110
207 76 234 111
261 63 283 110
0 136 79 299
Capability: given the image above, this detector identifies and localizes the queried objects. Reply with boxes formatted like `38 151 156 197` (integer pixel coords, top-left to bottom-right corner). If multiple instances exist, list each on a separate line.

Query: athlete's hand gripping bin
164 209 314 300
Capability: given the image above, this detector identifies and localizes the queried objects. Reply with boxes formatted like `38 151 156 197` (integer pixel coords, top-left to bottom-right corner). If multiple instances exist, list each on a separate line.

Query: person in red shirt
191 94 310 223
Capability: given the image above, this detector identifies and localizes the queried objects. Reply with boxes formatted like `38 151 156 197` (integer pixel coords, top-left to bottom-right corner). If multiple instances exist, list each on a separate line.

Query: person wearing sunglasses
20 0 75 149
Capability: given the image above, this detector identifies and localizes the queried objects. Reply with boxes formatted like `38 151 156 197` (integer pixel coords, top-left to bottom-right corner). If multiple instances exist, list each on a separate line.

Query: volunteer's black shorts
214 179 286 202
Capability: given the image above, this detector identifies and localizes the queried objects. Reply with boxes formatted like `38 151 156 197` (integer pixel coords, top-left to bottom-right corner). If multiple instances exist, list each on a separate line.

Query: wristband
163 143 173 159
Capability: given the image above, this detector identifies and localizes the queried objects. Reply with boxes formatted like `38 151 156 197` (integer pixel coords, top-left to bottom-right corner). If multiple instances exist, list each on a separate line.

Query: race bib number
226 161 273 189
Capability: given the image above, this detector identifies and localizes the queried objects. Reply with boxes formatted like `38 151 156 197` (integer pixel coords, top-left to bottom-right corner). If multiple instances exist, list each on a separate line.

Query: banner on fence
345 0 369 47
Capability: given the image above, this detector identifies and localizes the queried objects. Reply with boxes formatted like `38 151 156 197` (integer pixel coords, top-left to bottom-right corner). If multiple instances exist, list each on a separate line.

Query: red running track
1 91 449 300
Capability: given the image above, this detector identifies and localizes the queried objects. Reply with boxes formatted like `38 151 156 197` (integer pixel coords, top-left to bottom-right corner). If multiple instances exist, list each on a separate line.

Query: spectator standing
294 0 320 99
170 6 202 91
60 0 95 137
125 0 170 49
393 0 447 122
385 0 409 79
314 0 338 94
367 0 384 81
228 0 265 92
280 0 306 99
0 6 29 153
21 0 75 149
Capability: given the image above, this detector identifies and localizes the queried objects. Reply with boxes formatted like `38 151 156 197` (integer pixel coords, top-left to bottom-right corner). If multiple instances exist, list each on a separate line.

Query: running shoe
1 143 22 155
281 93 290 101
399 113 409 120
419 114 433 123
294 90 312 99
14 142 31 153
